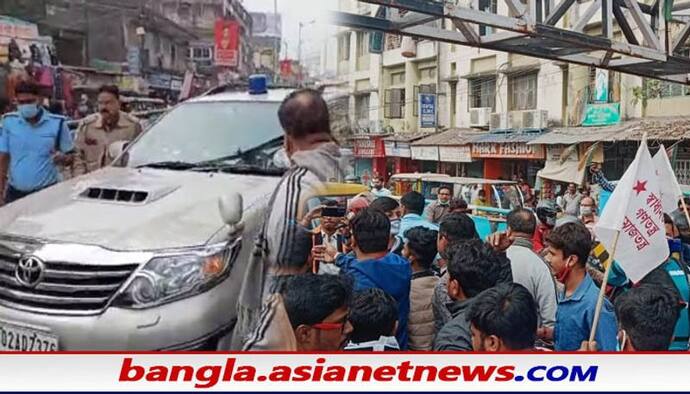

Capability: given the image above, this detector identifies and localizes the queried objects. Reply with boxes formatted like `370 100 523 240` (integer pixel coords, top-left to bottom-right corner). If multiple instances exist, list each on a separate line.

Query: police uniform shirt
73 112 141 175
0 110 73 192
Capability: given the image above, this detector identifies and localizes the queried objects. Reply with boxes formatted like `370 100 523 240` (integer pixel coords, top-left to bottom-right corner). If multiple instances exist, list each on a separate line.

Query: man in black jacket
434 239 513 351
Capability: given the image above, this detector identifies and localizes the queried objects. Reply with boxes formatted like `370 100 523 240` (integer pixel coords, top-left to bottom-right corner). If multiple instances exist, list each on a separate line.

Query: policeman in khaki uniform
72 85 142 176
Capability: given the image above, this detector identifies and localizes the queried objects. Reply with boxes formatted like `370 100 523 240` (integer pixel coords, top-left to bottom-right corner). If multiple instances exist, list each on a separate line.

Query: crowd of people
234 87 689 353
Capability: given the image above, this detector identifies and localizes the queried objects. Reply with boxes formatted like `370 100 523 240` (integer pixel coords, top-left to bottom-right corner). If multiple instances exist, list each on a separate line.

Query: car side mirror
108 140 129 160
218 192 243 231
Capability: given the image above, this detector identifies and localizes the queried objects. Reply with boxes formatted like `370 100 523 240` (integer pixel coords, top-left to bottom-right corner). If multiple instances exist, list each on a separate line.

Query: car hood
0 167 280 251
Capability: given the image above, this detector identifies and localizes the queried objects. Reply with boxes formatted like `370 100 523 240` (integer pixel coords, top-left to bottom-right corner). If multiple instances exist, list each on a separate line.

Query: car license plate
0 322 58 351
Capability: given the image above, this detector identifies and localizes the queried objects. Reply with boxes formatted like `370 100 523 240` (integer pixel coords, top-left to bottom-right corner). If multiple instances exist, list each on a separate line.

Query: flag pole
589 230 620 343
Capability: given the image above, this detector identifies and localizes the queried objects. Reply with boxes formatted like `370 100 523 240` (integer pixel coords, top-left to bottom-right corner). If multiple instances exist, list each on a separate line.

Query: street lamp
136 26 146 75
297 20 316 69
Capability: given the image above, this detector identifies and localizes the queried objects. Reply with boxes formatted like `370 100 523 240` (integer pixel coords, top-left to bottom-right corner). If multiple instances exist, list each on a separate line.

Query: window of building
479 0 498 36
338 33 351 61
178 3 192 20
509 72 538 110
356 31 369 57
385 88 405 119
413 84 437 117
171 44 177 64
390 71 405 86
191 47 212 60
420 67 436 80
355 94 371 122
469 77 496 109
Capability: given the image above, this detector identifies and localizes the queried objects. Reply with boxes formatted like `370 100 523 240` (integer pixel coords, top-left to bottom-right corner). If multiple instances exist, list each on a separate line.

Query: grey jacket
433 299 473 351
507 237 558 328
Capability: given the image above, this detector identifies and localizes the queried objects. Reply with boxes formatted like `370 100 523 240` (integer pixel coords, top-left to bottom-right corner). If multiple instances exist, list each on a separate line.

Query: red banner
214 20 239 67
353 138 386 158
280 60 293 78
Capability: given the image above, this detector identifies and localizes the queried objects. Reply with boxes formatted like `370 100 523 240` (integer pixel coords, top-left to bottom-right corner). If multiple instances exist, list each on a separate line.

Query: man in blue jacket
314 208 412 349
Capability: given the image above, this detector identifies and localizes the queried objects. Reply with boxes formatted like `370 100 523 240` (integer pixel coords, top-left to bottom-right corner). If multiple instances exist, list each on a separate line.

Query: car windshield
123 101 283 168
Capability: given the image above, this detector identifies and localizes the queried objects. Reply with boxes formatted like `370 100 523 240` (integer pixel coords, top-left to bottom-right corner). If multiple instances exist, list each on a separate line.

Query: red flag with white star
594 141 669 283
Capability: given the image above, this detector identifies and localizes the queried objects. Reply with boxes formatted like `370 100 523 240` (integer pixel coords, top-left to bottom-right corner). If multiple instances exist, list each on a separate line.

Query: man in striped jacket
235 89 348 349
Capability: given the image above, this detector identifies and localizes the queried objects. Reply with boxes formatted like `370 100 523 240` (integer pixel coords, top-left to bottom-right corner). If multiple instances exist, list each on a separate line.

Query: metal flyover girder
330 0 690 84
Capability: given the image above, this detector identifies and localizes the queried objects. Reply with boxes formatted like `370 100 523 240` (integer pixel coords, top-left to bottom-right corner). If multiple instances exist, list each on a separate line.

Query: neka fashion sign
471 143 545 159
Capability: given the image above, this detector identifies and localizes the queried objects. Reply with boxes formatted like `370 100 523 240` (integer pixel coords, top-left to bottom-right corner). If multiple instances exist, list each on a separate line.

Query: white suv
0 83 292 350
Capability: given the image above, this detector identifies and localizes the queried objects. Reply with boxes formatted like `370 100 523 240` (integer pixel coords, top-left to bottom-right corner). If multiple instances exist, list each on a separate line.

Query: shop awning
411 128 483 146
612 117 690 141
470 130 545 144
384 132 432 143
527 123 628 145
529 116 690 145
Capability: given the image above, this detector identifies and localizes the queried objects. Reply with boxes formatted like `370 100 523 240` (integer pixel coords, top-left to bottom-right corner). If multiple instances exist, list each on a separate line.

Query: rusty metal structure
330 0 690 84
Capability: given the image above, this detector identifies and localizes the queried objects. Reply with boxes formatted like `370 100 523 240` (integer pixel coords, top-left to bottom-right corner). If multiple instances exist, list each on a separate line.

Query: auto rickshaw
389 173 453 199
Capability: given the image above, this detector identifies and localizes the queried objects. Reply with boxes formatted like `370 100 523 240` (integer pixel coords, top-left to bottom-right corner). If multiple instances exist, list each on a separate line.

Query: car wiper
135 161 198 170
215 163 286 176
194 136 284 167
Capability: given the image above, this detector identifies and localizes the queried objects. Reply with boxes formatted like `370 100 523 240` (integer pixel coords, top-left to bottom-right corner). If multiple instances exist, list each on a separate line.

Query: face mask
556 257 573 283
580 206 594 216
439 200 449 206
18 103 39 119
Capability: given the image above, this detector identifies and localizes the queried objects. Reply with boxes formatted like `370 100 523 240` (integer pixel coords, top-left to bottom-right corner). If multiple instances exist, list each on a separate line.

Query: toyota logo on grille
15 256 45 288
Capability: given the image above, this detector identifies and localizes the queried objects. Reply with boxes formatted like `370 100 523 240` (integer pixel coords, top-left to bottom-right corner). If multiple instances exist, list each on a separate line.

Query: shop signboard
148 73 172 90
170 76 184 91
419 93 437 128
126 46 140 75
411 146 439 161
471 143 545 159
582 102 621 126
250 12 282 38
0 17 39 40
384 141 411 158
353 139 385 158
545 145 578 163
439 146 472 163
179 71 194 101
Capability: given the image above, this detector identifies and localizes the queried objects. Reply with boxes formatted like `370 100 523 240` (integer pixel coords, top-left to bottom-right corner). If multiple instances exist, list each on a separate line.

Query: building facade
334 0 690 186
152 0 253 78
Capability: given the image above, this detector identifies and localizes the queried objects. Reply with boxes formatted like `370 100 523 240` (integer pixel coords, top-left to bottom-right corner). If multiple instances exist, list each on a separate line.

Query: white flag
594 141 669 283
653 145 682 214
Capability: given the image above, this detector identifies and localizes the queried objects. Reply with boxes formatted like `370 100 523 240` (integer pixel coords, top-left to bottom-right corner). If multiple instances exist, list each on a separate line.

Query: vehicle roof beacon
249 75 268 95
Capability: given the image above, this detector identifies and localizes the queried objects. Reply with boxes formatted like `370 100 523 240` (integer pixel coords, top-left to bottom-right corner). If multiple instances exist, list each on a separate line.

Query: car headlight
111 240 240 309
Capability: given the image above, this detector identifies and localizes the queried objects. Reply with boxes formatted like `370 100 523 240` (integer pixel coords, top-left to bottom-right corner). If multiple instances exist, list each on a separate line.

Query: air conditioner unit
469 107 492 127
521 110 549 129
509 111 523 130
490 112 511 130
